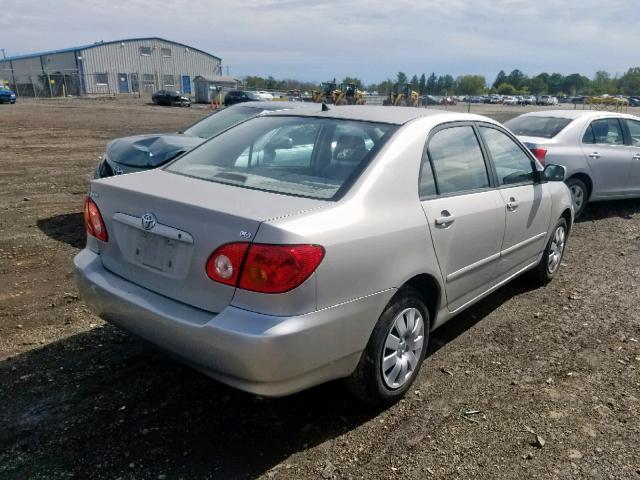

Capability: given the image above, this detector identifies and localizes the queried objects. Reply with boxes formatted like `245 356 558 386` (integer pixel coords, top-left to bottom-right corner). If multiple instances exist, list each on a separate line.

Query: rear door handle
435 211 455 226
589 152 600 159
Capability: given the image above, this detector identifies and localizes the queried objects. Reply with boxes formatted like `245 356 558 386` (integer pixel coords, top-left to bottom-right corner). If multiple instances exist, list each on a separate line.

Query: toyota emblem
141 213 157 230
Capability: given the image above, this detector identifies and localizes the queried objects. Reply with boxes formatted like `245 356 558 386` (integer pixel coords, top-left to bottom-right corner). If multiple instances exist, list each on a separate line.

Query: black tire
565 177 588 218
345 286 430 406
529 217 568 285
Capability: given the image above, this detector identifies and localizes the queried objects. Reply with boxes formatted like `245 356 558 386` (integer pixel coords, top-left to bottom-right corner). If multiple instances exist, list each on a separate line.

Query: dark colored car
95 101 317 178
0 86 16 104
629 97 640 107
152 90 191 107
224 90 260 107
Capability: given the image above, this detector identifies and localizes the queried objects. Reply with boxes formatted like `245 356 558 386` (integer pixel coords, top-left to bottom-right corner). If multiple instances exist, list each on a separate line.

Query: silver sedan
505 110 640 217
75 106 573 406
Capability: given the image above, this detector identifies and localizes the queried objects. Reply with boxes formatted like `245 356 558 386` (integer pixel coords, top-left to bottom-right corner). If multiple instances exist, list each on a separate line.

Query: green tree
548 73 565 95
426 73 437 94
342 77 363 90
456 75 486 94
528 77 547 95
418 74 426 94
592 70 614 95
619 67 640 95
563 73 590 95
377 79 395 95
497 82 517 95
506 69 527 90
437 74 455 95
410 74 419 90
396 72 408 84
493 70 507 89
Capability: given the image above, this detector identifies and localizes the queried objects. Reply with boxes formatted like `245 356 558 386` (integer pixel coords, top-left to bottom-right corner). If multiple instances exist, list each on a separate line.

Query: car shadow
1 275 540 479
578 197 640 223
36 212 85 249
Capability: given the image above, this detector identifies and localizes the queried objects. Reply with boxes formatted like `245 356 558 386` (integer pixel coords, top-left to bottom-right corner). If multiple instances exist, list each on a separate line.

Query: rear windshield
167 116 398 200
504 116 572 139
184 105 266 139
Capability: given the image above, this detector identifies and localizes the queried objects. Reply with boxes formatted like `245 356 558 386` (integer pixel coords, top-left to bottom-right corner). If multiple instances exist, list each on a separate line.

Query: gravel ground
0 98 639 480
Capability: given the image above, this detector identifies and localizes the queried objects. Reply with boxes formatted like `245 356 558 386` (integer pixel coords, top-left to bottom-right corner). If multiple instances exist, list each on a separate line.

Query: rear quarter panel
249 118 447 314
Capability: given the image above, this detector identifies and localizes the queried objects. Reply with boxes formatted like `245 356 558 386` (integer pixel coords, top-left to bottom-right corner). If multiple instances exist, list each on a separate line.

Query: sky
0 0 638 85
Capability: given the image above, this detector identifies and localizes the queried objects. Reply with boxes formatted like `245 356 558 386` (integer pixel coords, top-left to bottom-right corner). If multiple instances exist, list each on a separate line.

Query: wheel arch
401 273 442 327
566 172 593 200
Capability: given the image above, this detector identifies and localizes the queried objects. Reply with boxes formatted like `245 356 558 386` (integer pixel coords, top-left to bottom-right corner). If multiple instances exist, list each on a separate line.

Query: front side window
480 126 535 185
166 116 397 199
624 119 640 147
589 118 624 145
427 126 489 195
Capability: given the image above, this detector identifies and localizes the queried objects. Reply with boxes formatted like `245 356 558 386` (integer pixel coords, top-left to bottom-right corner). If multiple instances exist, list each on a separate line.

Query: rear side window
589 118 624 145
625 119 640 146
582 124 596 144
504 116 572 139
426 126 489 195
479 127 534 185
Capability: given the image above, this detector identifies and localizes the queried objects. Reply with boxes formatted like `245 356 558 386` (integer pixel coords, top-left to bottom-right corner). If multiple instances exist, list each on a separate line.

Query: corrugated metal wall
80 39 221 94
0 38 222 96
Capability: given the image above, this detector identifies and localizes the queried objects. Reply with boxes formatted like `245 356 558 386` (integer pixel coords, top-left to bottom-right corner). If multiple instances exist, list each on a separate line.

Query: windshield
167 116 398 200
184 105 266 139
505 116 572 139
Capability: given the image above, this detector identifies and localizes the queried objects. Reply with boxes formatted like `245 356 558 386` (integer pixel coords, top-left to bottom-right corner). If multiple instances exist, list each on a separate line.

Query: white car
503 96 518 105
256 91 274 100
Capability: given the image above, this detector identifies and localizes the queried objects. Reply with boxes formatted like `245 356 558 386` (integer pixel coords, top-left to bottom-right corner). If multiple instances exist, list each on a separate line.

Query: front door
118 73 129 93
478 125 552 276
419 124 505 312
581 117 633 197
181 75 191 94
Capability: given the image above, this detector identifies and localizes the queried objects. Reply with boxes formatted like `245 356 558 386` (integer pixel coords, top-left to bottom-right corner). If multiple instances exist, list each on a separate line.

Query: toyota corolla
75 106 573 405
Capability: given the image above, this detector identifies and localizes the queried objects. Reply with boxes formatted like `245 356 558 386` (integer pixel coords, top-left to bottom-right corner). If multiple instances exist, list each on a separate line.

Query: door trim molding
501 231 547 257
446 252 500 283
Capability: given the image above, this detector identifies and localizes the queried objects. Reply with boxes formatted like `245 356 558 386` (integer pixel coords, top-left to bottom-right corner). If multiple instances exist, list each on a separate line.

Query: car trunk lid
90 169 329 313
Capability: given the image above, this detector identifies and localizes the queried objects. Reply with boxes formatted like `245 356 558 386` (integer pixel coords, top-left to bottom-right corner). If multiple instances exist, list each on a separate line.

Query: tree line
242 67 640 96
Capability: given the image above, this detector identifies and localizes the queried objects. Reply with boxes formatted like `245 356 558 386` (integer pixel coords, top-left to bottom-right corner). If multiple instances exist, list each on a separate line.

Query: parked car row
75 101 638 408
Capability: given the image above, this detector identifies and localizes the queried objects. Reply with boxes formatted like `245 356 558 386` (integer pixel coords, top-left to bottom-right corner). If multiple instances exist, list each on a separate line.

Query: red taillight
530 148 547 164
205 242 250 286
206 243 325 294
84 197 108 242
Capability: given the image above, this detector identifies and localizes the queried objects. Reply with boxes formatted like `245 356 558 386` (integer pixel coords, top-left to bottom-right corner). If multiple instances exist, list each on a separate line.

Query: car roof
515 109 637 120
273 105 489 125
243 101 317 111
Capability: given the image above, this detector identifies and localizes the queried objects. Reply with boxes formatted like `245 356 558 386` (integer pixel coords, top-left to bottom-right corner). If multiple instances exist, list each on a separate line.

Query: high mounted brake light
206 243 325 294
84 197 108 242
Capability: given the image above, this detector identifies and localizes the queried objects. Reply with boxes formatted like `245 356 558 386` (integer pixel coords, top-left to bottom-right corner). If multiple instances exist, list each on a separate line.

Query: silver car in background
75 106 573 406
505 110 640 217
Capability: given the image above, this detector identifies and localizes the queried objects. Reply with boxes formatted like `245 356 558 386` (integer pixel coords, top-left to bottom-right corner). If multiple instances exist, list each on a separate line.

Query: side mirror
543 164 566 182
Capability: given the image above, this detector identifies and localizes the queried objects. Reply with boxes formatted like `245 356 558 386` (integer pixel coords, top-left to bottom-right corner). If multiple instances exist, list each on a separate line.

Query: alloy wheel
381 307 425 389
548 225 566 274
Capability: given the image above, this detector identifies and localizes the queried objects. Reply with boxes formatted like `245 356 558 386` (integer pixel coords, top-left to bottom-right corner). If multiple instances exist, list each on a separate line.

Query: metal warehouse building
0 37 229 97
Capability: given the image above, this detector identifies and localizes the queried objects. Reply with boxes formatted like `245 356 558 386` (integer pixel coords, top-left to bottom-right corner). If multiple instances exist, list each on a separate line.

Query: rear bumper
74 249 393 396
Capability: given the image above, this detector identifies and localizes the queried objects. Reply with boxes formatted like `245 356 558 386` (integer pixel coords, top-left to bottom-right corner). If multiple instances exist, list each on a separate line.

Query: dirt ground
0 98 639 480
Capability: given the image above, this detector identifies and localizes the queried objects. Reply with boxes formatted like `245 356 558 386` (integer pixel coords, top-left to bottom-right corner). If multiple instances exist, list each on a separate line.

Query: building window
163 75 175 87
139 46 152 56
95 73 109 85
161 48 172 57
142 74 155 82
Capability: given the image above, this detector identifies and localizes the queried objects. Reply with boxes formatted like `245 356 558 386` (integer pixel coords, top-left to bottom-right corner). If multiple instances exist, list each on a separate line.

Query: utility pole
1 48 6 59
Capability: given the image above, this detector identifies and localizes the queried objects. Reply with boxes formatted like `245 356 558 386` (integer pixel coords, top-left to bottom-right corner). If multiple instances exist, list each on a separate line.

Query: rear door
581 117 633 196
622 118 640 193
478 124 551 277
420 123 505 312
